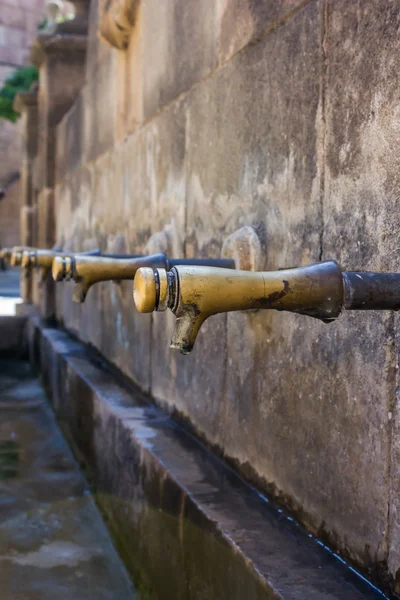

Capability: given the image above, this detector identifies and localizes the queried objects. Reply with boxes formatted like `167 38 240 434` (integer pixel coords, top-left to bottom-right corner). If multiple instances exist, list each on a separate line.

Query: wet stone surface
30 321 388 600
0 359 137 600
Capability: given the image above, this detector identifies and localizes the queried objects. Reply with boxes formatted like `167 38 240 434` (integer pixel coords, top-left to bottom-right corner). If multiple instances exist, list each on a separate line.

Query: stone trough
0 314 389 599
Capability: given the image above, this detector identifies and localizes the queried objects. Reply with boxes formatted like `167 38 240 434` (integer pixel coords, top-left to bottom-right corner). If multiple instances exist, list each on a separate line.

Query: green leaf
0 65 39 123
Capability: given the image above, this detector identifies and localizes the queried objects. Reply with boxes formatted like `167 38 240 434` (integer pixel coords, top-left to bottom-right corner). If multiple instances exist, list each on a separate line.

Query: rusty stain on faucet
256 280 290 309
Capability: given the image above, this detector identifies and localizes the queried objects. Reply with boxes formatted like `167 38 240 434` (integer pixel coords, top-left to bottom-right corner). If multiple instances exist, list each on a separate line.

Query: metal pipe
343 272 400 311
167 258 235 269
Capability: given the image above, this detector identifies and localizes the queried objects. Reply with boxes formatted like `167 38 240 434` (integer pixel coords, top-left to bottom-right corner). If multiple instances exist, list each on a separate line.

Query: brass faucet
21 248 101 282
0 248 12 263
133 261 400 354
3 247 32 266
52 253 236 303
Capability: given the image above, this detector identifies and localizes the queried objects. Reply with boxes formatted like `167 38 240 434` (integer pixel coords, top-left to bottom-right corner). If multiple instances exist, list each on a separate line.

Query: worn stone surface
0 357 137 600
55 98 187 391
205 0 397 578
0 178 20 249
28 318 386 600
321 0 400 588
0 0 45 191
15 90 39 304
85 0 111 77
141 0 218 119
34 31 88 274
152 1 325 454
26 0 400 595
82 50 116 164
217 0 312 64
389 369 400 596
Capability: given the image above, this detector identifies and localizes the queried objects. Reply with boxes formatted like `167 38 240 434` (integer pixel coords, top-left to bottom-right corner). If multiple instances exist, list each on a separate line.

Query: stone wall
0 177 20 248
33 0 400 595
0 0 46 246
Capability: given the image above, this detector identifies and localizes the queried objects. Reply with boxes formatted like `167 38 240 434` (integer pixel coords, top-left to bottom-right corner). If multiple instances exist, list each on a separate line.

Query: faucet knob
10 250 22 267
133 267 158 313
52 256 73 281
0 248 13 262
134 267 170 312
52 256 65 281
21 251 32 269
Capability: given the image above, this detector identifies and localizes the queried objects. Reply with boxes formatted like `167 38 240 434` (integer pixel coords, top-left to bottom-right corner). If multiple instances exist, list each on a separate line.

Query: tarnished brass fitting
22 249 59 270
0 248 15 265
52 254 236 303
0 248 12 262
22 248 101 282
8 247 33 267
134 261 400 354
52 254 163 303
134 261 344 353
21 249 67 282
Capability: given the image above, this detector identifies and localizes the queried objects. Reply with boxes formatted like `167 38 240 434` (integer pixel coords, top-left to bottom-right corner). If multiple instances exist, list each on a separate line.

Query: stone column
30 28 87 318
13 89 39 305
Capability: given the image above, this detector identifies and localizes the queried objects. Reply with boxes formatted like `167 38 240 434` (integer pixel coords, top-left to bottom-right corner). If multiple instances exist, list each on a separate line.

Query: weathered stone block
56 94 83 183
82 51 116 163
0 118 21 188
217 0 320 64
388 351 400 594
0 179 20 249
141 0 218 118
322 0 400 583
118 13 143 134
0 24 26 49
35 33 87 194
152 1 323 455
85 0 112 78
37 187 54 248
0 4 26 30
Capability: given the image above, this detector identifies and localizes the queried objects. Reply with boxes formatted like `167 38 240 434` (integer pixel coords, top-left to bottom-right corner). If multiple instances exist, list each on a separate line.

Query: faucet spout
23 248 101 283
134 260 400 354
9 247 33 267
133 260 344 353
0 248 13 264
52 253 165 302
170 313 209 354
52 253 237 303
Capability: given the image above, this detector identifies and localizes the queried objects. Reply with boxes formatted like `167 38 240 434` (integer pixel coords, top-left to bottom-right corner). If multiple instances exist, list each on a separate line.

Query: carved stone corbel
99 0 139 50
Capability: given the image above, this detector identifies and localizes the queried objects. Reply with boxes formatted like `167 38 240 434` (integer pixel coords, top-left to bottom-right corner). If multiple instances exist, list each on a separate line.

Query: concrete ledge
27 317 386 600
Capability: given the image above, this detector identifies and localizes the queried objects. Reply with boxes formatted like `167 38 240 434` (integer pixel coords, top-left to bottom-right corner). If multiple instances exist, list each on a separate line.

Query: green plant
37 17 48 30
0 65 39 123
